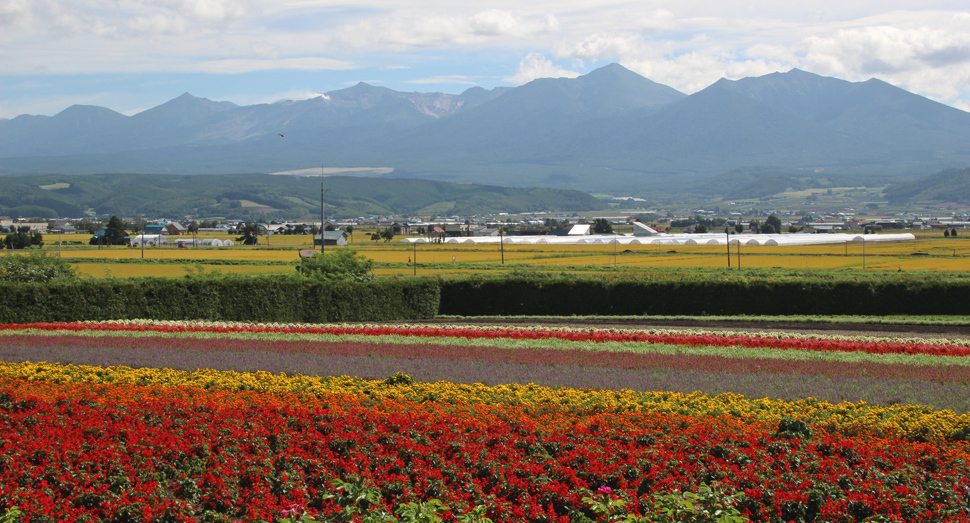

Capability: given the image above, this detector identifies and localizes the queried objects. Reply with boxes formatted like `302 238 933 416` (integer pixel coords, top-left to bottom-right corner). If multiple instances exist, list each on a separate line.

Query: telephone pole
321 181 330 254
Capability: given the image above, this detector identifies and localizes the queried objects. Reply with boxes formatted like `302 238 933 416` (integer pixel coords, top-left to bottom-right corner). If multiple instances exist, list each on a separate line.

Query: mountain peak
584 62 637 78
132 92 236 121
53 104 127 122
510 62 686 115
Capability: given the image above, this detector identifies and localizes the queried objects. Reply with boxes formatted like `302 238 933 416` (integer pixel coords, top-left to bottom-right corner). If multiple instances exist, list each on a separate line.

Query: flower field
3 321 970 522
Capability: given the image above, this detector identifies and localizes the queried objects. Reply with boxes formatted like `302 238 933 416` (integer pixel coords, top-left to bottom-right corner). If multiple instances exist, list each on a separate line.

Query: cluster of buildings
4 207 965 248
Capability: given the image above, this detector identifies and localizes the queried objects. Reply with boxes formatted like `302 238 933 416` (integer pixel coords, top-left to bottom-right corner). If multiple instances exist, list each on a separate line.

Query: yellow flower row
3 360 969 442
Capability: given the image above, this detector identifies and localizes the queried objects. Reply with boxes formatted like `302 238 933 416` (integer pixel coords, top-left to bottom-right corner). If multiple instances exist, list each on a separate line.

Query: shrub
0 252 77 283
297 249 374 282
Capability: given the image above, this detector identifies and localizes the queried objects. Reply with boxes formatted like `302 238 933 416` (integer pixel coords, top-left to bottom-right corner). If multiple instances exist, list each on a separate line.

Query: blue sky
2 0 969 118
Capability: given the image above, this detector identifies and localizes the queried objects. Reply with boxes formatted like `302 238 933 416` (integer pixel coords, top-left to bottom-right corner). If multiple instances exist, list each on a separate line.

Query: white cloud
329 10 559 50
0 0 253 40
563 32 651 60
3 0 970 115
792 13 970 103
504 53 580 84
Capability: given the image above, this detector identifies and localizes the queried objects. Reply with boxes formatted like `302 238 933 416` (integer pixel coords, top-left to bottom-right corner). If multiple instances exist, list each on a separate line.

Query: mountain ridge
2 64 968 195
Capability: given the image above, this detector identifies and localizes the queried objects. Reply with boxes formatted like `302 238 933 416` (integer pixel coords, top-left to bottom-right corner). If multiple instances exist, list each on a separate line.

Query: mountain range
2 64 969 195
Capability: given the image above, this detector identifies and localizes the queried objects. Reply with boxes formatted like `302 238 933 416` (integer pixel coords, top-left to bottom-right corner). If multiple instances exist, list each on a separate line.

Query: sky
2 0 970 119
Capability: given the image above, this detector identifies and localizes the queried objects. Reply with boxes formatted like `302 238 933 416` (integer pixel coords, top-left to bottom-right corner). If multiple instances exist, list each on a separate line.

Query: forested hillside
0 173 607 219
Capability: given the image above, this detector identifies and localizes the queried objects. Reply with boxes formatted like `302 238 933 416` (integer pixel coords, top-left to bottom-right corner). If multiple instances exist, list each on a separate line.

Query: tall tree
764 214 782 234
235 222 259 245
104 215 129 245
592 218 614 234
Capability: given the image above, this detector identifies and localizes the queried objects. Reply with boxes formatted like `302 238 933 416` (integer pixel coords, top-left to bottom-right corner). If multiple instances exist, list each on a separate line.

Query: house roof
315 231 348 240
567 224 591 235
632 222 659 237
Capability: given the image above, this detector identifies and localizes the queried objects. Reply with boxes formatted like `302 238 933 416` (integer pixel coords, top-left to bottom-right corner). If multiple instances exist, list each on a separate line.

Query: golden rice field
28 230 970 277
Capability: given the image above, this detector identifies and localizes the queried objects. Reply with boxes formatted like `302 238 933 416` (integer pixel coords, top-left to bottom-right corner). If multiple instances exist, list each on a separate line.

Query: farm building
313 231 348 246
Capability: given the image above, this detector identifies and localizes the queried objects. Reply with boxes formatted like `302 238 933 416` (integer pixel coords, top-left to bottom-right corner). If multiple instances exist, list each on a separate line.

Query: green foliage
236 222 260 245
314 478 389 523
774 418 814 440
582 487 649 522
0 173 607 220
764 214 782 234
3 226 44 249
0 276 439 323
438 271 970 316
297 249 374 281
648 484 748 523
0 252 77 283
384 372 414 386
105 215 129 245
394 499 449 523
592 218 614 234
0 506 22 523
278 497 491 523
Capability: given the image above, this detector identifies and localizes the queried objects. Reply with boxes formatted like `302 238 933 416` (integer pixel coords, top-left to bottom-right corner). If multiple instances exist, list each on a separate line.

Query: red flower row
2 378 969 522
2 321 968 357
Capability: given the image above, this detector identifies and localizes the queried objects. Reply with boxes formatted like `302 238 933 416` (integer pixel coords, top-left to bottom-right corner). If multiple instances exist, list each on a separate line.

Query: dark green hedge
5 275 967 322
438 277 970 316
0 277 440 323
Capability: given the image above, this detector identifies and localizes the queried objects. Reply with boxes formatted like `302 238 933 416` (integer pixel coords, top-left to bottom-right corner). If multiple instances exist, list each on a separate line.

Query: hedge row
2 276 967 322
0 277 440 323
437 277 970 316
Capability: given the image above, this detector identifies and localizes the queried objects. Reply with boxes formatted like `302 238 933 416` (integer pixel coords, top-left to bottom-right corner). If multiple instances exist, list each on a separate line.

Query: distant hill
884 167 970 204
2 64 969 195
698 167 832 198
0 173 607 219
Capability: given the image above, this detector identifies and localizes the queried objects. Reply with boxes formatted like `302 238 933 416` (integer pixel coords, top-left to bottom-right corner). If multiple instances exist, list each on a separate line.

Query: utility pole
726 228 730 267
320 182 330 255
